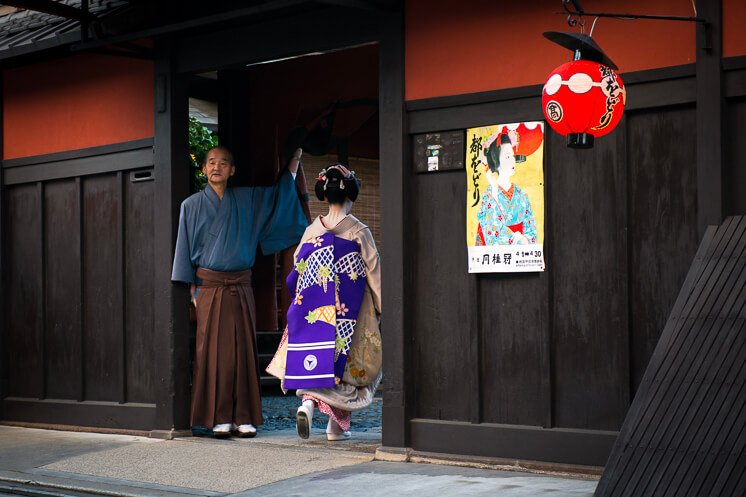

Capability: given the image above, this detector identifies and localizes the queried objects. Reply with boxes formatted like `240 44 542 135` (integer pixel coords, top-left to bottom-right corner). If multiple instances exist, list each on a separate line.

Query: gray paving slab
41 438 372 493
234 461 598 497
0 426 155 471
0 426 598 497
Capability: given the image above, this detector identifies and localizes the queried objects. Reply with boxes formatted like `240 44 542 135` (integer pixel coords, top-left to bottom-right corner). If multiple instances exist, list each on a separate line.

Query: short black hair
315 166 361 204
484 134 512 173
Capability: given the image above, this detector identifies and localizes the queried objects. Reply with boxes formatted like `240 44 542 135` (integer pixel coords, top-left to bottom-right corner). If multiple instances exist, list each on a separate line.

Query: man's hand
190 284 197 307
289 148 303 174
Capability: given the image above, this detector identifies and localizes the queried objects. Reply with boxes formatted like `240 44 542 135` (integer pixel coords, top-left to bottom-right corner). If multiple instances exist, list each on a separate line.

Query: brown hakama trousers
191 268 263 427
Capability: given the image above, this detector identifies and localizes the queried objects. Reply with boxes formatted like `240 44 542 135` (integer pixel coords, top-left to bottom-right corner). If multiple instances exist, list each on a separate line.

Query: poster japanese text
466 121 545 273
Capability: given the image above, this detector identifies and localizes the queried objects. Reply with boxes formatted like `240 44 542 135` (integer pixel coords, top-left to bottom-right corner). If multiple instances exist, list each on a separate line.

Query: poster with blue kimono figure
466 121 546 273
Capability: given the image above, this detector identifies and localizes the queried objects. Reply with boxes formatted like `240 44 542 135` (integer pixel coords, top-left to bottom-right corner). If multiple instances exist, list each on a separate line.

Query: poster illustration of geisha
466 121 545 273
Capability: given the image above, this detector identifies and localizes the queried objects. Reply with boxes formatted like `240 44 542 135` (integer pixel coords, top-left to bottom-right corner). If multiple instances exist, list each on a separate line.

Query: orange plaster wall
724 0 746 57
406 0 697 100
3 54 154 159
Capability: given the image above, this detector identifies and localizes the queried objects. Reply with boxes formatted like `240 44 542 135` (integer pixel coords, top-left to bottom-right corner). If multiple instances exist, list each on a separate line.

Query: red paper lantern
542 59 626 148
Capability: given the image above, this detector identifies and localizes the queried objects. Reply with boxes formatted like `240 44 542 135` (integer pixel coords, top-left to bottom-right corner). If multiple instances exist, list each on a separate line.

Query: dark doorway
184 44 381 427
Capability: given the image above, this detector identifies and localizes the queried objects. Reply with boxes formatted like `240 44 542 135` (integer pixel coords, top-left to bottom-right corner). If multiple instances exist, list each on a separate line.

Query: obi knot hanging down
283 234 367 389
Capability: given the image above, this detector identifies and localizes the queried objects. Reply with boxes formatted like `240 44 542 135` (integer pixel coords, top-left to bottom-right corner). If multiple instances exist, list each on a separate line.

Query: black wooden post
379 11 409 450
696 0 724 237
153 37 191 433
0 72 5 418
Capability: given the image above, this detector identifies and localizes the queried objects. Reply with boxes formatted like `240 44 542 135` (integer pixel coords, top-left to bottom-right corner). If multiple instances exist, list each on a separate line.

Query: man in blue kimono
172 146 307 438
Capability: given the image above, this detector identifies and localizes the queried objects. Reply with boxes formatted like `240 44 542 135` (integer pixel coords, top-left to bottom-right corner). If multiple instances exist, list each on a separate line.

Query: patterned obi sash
283 234 367 389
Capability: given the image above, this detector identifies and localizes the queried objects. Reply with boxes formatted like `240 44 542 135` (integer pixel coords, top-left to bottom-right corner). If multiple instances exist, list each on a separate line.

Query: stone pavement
261 394 382 433
0 424 598 497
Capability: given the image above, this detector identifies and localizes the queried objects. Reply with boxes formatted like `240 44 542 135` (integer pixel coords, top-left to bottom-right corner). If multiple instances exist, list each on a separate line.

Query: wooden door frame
0 72 5 420
152 5 410 444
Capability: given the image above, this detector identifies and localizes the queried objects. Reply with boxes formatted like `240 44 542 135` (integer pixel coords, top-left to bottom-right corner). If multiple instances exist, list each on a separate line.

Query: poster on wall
466 121 545 273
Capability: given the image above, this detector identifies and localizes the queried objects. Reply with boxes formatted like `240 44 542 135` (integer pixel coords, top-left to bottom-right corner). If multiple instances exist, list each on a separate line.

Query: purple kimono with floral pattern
283 233 367 389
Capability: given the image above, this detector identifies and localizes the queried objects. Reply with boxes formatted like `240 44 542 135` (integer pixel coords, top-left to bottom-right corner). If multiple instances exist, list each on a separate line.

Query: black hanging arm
561 0 706 27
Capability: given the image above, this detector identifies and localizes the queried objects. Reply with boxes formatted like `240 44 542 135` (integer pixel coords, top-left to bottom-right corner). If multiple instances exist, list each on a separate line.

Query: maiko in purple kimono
283 233 368 389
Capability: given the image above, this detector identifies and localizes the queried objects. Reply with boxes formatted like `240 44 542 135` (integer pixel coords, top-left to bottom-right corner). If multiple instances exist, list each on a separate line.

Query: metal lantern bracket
561 0 712 50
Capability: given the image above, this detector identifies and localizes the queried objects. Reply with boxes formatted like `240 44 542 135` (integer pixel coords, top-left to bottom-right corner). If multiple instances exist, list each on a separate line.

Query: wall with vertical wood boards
3 54 153 159
404 77 714 465
402 0 746 463
2 141 158 428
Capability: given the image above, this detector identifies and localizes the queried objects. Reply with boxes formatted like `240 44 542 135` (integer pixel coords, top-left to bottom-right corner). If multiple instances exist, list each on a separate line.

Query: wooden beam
0 72 6 419
696 0 724 237
379 10 409 449
313 0 395 12
153 38 191 431
72 0 309 52
410 419 617 467
0 0 97 21
175 7 383 74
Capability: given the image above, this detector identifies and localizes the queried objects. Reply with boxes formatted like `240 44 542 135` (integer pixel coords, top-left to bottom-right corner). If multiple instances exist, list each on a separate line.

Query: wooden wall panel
412 171 475 421
479 272 550 426
124 171 155 403
548 126 629 431
43 179 82 400
82 173 124 402
627 107 699 393
6 184 43 398
725 98 746 216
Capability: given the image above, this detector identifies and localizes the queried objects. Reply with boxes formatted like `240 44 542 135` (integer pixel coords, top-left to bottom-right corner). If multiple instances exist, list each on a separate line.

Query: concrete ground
0 425 598 497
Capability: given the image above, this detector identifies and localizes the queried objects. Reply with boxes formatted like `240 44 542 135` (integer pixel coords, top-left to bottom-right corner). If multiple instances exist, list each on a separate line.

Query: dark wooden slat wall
594 216 746 497
83 173 125 402
548 119 630 431
627 108 699 393
1 142 157 428
479 271 550 426
402 61 741 464
124 172 155 404
43 180 83 400
726 98 746 216
412 171 475 422
6 184 43 399
621 220 740 497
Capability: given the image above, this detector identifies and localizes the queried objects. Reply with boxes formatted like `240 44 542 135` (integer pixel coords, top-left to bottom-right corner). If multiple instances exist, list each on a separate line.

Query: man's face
203 149 235 188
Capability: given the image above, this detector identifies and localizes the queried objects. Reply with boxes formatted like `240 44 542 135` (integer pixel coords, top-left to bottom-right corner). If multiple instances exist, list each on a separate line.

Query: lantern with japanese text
542 32 626 149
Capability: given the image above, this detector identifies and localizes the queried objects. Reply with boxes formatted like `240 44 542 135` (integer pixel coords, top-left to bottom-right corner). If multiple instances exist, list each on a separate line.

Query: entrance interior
186 43 381 423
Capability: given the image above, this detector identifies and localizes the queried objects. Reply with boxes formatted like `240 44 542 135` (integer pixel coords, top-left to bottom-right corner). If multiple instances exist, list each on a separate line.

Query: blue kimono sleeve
171 201 196 284
523 199 538 243
258 170 308 255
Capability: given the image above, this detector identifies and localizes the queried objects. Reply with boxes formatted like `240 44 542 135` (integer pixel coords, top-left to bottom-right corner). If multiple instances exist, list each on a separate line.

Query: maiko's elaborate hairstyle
483 133 513 173
315 164 361 204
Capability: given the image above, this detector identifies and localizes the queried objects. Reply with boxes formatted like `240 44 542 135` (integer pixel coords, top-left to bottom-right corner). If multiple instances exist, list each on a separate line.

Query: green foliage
189 117 218 191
